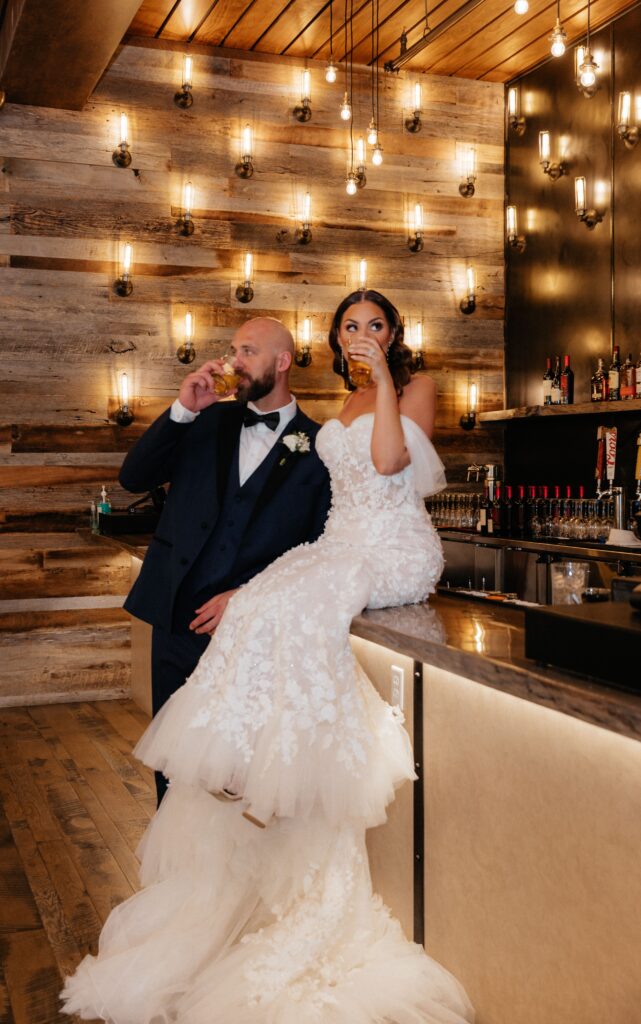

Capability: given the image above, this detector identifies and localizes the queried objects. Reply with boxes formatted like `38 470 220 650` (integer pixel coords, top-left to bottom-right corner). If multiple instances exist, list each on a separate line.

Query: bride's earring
340 350 345 374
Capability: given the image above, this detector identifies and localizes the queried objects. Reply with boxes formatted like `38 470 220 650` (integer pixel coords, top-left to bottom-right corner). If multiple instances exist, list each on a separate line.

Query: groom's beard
235 365 277 404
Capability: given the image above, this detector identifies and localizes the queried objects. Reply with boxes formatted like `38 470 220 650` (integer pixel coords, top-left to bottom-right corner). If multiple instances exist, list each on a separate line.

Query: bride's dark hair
328 289 414 394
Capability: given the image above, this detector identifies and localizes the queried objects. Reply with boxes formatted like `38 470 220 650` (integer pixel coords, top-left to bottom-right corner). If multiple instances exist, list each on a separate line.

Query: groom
119 317 332 803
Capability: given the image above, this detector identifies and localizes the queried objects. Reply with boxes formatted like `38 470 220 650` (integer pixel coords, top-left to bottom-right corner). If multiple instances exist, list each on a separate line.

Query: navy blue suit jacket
119 402 332 632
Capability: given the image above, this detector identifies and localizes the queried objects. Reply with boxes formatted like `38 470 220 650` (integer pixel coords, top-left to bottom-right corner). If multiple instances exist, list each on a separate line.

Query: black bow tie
242 408 280 431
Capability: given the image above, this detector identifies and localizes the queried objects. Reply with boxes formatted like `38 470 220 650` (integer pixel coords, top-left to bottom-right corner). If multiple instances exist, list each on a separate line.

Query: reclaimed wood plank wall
0 38 505 704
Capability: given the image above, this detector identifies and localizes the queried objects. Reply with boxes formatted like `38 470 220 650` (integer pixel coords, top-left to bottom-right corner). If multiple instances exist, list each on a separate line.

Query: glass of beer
211 357 242 396
347 344 371 388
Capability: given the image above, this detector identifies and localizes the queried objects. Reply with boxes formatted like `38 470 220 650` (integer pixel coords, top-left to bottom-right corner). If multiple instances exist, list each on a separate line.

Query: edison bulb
580 63 597 88
550 23 566 58
372 143 383 166
325 60 337 84
367 119 378 145
514 0 528 13
340 93 352 121
346 175 358 196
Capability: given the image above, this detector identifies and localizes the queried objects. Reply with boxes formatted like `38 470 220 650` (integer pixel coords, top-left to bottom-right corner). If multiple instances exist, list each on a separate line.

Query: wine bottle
514 484 526 538
636 354 641 399
503 484 514 537
609 345 621 401
591 358 607 402
477 482 490 535
560 354 574 405
621 352 635 400
491 484 504 537
542 357 553 406
551 356 562 405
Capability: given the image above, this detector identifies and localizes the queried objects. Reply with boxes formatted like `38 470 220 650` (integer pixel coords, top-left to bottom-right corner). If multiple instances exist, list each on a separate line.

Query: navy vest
172 436 284 630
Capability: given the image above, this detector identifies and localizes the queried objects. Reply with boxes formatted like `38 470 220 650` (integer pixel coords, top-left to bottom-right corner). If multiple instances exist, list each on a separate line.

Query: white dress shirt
170 396 298 486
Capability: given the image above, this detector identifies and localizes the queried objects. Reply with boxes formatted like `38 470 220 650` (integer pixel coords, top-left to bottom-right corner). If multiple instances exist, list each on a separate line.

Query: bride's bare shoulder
399 375 437 437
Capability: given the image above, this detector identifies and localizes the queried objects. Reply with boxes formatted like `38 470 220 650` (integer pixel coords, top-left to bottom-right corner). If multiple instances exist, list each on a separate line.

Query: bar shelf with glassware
478 398 641 423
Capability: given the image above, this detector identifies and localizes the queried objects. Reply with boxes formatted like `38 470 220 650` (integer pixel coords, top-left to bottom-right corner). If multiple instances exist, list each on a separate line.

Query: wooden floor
0 700 154 1024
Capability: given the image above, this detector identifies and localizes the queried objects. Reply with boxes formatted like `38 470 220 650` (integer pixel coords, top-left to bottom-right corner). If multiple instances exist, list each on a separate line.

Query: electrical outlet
391 665 404 710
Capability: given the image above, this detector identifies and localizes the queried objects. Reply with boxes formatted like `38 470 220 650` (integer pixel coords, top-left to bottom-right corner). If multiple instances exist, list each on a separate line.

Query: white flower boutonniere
279 431 311 465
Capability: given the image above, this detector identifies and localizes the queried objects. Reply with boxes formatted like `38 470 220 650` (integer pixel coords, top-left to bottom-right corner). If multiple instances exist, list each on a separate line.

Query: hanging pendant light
576 0 599 98
549 0 567 58
326 0 338 82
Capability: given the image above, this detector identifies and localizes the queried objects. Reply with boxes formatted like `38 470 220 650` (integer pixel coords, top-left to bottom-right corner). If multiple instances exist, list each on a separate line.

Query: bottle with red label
560 355 574 404
621 353 636 399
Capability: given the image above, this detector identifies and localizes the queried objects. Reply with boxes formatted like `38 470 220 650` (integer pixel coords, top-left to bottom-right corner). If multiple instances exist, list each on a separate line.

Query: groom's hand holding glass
178 357 241 413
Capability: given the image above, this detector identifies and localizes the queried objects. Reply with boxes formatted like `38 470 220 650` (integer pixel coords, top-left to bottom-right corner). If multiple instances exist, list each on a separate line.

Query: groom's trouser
150 624 210 806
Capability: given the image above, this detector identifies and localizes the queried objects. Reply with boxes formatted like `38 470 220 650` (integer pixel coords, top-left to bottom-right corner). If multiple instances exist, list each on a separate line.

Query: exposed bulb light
115 243 134 295
295 316 313 367
177 311 196 363
367 118 378 145
236 252 254 303
175 54 194 107
580 57 597 88
325 60 338 83
294 70 312 121
340 92 352 121
371 143 383 166
514 0 529 14
549 19 567 57
235 124 254 178
346 174 358 195
116 371 134 426
112 112 132 167
358 259 367 289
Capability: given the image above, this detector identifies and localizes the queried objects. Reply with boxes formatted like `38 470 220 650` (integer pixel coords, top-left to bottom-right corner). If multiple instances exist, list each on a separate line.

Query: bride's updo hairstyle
329 289 414 394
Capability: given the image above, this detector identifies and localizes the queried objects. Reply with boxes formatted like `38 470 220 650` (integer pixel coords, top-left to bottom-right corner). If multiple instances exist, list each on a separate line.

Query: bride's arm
346 337 409 474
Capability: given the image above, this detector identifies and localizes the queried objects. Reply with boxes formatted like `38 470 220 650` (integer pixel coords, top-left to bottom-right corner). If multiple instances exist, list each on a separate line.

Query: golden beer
347 355 371 388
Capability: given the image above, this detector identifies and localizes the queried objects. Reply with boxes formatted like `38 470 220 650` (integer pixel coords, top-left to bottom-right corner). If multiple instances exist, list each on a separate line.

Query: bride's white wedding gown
61 413 474 1024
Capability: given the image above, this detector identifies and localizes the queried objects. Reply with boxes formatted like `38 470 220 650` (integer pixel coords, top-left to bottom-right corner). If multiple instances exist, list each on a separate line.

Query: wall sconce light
458 146 476 198
408 203 424 252
115 372 134 426
538 131 566 180
295 317 313 367
178 181 195 236
177 311 196 363
460 267 476 314
574 176 603 229
0 91 5 111
617 92 639 148
409 320 425 371
296 191 313 243
358 259 368 289
507 86 526 135
575 45 599 98
115 243 133 296
235 124 254 177
405 82 422 133
174 55 193 108
236 252 254 303
112 112 132 167
506 205 526 251
294 70 312 122
460 382 478 430
355 137 367 188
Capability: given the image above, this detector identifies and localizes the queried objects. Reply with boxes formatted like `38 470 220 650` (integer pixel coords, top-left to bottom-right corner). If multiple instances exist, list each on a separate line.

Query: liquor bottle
608 345 621 401
542 357 553 406
514 485 527 538
630 433 641 528
591 358 608 402
560 354 574 404
477 482 490 535
551 356 562 405
636 354 641 399
621 352 636 400
503 484 514 537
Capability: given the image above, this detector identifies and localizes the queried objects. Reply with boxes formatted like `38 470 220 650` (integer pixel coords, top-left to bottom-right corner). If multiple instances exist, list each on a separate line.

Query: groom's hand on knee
189 589 237 634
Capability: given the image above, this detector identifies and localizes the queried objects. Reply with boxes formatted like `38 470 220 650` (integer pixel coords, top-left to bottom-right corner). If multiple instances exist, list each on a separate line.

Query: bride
61 290 474 1024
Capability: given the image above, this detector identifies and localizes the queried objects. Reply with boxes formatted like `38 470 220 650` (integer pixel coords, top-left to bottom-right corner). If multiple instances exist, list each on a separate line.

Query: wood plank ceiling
126 0 640 81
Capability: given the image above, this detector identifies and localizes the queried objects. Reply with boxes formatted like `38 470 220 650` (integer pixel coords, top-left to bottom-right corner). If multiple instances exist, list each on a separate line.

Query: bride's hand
347 337 392 386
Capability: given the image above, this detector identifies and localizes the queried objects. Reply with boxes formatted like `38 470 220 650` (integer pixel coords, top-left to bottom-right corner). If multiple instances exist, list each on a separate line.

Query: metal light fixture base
509 114 526 136
577 208 603 230
459 178 475 198
293 101 312 123
296 226 313 244
174 87 193 109
112 144 132 168
178 215 195 236
236 284 254 303
460 296 476 315
356 166 367 189
507 234 526 253
408 233 424 253
411 351 425 372
114 275 133 297
405 111 422 133
541 160 566 181
617 124 639 148
295 347 312 367
235 158 254 178
177 344 196 364
115 406 134 427
459 411 476 430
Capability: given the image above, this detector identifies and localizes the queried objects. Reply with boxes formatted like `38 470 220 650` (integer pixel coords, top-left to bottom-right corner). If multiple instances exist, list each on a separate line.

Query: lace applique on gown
61 415 474 1024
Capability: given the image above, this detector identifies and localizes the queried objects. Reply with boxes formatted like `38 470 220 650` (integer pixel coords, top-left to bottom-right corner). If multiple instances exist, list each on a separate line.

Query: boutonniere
279 431 311 465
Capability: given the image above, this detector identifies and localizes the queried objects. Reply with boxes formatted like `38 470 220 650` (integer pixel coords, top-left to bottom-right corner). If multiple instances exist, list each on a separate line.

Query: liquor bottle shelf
477 398 641 423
